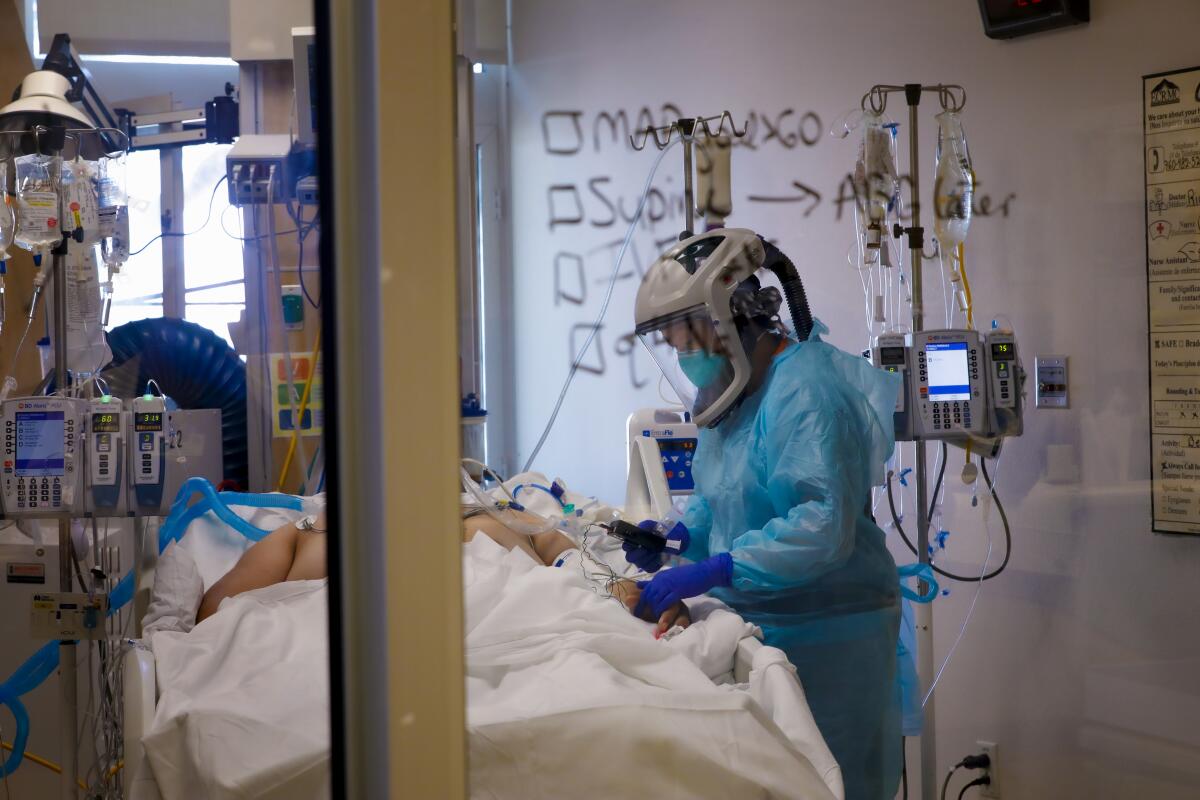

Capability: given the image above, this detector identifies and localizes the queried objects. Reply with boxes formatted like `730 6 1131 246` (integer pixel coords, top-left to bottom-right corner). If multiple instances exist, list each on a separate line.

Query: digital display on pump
92 413 120 433
925 342 971 402
134 413 163 432
879 347 907 367
991 342 1015 361
15 411 65 477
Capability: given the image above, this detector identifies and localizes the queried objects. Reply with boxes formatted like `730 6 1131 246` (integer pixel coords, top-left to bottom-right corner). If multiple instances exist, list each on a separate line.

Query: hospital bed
120 477 844 800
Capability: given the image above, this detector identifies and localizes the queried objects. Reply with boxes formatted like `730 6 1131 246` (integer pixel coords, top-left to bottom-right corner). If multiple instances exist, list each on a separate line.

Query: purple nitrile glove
633 553 733 618
621 519 690 573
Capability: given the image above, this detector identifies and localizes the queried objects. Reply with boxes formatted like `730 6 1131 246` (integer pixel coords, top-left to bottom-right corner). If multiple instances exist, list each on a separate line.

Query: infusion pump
0 396 171 518
624 408 699 521
870 328 1023 448
1 397 84 515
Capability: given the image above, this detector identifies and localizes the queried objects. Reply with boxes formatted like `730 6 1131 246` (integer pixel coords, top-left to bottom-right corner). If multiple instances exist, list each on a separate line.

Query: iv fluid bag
863 114 898 228
933 111 973 248
46 243 112 375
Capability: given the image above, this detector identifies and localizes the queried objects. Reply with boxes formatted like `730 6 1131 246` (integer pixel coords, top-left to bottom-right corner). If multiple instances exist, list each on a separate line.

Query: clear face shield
637 306 739 422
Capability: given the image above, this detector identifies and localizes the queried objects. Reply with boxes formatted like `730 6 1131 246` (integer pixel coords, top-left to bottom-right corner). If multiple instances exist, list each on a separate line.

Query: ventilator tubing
0 478 301 776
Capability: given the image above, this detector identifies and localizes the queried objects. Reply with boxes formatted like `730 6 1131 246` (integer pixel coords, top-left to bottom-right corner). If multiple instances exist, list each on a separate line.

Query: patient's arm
462 511 690 634
197 512 327 623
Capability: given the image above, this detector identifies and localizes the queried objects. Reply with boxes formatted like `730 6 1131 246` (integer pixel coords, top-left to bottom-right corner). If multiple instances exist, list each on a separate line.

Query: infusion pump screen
134 413 163 431
925 343 971 402
15 411 65 477
92 413 120 433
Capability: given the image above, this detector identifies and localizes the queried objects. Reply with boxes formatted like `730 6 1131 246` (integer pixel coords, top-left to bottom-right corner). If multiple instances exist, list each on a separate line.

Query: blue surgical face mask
677 349 728 388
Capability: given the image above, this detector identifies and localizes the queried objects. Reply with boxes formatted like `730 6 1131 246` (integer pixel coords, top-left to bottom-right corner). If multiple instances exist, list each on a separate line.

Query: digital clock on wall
977 0 1089 39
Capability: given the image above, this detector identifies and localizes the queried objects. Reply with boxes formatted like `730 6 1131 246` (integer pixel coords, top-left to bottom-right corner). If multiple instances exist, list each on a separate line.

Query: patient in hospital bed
461 507 691 633
196 506 690 634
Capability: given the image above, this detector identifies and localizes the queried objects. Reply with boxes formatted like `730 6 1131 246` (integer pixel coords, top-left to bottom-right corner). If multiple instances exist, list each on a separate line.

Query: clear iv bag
864 113 898 230
933 110 973 249
854 113 898 263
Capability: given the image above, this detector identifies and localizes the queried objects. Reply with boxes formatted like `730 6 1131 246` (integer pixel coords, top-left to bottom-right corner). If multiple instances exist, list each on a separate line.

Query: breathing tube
759 238 815 342
0 478 302 777
460 465 565 536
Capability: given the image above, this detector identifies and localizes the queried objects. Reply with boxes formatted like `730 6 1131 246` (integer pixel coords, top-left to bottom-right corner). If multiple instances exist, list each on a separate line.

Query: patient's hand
613 579 690 636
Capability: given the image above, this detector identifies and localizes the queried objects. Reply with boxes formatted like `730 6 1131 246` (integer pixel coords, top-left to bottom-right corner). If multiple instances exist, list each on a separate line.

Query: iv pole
861 81 966 800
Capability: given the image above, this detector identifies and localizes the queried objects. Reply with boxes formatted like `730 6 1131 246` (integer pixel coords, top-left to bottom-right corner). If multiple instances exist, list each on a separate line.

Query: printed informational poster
269 353 324 437
1145 66 1200 534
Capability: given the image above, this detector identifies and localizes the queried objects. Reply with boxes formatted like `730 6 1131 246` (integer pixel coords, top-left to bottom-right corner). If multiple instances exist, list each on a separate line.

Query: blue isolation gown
681 325 902 800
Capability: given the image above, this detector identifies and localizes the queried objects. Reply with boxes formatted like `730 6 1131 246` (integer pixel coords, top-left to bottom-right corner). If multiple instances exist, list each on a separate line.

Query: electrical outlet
296 175 319 206
225 134 294 206
977 740 999 797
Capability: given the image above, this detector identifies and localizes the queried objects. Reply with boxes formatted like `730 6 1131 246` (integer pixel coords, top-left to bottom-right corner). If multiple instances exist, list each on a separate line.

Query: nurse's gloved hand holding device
607 518 690 573
634 552 732 618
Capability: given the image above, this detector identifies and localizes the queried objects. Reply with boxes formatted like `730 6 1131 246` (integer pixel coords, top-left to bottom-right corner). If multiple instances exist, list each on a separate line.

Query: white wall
507 0 1200 797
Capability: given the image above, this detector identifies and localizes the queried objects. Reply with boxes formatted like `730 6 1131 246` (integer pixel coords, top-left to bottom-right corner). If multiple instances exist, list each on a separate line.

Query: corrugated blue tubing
0 477 301 776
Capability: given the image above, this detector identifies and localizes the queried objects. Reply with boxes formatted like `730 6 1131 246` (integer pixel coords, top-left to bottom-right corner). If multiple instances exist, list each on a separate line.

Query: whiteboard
511 0 1042 503
506 3 1200 791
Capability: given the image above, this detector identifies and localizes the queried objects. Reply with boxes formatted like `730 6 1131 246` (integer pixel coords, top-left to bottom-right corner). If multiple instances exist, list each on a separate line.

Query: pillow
141 541 204 636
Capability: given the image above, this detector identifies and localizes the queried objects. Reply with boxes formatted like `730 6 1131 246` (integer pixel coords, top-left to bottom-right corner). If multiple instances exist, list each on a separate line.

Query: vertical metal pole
160 145 186 319
325 0 392 795
904 84 937 800
682 135 695 235
52 243 77 799
454 56 481 398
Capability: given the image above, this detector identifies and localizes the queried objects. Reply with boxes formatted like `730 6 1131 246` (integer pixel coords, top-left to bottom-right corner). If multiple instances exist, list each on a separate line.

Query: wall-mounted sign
1144 66 1200 535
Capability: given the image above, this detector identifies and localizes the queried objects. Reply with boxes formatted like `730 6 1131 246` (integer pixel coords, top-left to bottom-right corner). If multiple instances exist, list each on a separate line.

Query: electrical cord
219 204 301 242
940 752 992 800
886 444 1011 582
296 213 320 308
128 175 228 258
957 777 990 799
940 764 962 800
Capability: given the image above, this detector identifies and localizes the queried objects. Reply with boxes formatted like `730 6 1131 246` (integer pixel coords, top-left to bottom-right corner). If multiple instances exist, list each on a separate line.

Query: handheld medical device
871 328 1024 446
131 394 167 511
602 520 668 554
0 397 85 515
624 408 699 521
87 396 124 511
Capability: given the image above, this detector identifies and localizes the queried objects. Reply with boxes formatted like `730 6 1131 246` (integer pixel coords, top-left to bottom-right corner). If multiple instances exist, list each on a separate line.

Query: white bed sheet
464 534 841 799
141 579 331 800
134 485 841 800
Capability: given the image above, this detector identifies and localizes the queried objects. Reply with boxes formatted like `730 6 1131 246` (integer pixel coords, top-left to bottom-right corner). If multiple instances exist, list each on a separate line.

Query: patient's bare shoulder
288 528 327 581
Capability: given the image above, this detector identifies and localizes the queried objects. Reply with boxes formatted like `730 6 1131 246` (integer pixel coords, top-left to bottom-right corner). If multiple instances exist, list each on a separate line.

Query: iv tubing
276 323 322 491
957 243 973 328
922 460 998 707
522 140 680 473
265 172 311 488
461 464 562 536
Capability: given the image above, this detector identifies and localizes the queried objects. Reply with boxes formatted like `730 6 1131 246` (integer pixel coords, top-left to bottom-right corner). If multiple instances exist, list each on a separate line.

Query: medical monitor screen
925 342 971 402
15 411 65 477
991 342 1015 361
